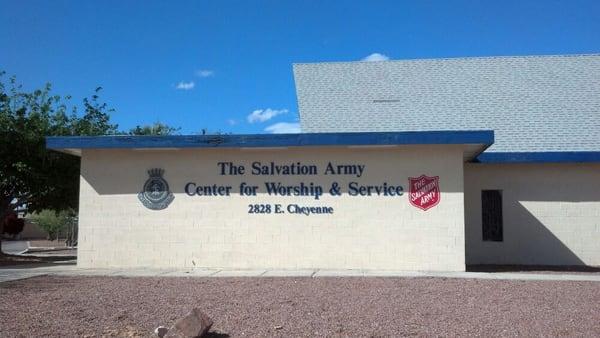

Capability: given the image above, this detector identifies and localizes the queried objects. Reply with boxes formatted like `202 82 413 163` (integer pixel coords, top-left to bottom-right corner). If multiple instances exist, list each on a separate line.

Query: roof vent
373 99 400 103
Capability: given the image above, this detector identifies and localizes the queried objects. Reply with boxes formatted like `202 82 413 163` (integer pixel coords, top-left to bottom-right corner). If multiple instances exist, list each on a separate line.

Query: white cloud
176 81 195 90
264 122 301 134
196 69 214 78
362 53 390 62
226 118 237 126
247 108 288 123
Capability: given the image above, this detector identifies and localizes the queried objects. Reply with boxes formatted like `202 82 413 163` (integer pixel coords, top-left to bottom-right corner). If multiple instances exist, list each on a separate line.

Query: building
47 54 600 271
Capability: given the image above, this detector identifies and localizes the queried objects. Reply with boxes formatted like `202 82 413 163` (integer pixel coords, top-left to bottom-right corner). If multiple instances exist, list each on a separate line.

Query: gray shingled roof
293 54 600 152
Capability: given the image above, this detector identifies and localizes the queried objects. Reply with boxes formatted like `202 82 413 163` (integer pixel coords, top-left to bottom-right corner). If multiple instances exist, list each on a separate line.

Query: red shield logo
408 175 440 211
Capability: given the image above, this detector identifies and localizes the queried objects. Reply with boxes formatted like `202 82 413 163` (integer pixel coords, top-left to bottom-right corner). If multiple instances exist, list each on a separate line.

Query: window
482 190 503 241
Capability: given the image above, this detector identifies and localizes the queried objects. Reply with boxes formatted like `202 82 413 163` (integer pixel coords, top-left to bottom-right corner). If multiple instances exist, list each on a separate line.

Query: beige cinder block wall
77 145 466 271
465 163 600 266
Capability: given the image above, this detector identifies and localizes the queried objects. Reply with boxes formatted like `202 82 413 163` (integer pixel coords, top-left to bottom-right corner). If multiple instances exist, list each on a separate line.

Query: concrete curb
2 266 600 283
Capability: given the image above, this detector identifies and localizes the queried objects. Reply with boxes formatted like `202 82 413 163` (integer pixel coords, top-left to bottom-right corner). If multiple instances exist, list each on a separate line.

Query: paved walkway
1 241 29 255
2 264 600 283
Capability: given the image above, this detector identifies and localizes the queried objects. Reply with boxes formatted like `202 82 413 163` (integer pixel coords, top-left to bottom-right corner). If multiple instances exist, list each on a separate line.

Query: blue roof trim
46 130 494 152
476 151 600 163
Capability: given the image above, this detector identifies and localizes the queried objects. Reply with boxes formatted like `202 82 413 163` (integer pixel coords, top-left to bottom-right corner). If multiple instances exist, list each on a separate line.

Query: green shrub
29 209 74 241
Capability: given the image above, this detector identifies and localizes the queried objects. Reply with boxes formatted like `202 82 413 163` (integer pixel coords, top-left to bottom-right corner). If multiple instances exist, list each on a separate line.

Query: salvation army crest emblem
138 168 174 210
408 175 440 211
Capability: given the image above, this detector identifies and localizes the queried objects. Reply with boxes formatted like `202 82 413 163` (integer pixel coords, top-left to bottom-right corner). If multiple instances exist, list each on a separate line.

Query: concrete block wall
77 145 466 271
464 163 600 266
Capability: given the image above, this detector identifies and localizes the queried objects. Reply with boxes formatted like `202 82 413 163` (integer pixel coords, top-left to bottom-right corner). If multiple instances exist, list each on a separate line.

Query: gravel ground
1 276 599 337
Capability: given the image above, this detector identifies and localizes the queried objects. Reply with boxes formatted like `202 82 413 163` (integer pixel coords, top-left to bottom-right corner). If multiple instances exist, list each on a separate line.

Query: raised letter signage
139 164 442 214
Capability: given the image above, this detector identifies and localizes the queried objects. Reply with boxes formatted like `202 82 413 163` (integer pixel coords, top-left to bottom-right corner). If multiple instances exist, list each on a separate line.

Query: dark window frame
481 190 503 242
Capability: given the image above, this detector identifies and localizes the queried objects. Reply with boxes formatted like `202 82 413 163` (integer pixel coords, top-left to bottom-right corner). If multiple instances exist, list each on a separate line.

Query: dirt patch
24 248 77 256
468 264 600 274
0 275 599 337
0 254 73 267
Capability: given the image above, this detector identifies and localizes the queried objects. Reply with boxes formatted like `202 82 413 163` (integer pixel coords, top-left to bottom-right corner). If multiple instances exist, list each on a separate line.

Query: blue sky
1 0 599 134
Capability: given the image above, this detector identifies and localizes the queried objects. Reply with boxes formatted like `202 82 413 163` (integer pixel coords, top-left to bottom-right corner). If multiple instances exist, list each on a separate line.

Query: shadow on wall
80 148 466 196
468 201 585 266
465 163 600 267
468 264 600 273
514 201 587 265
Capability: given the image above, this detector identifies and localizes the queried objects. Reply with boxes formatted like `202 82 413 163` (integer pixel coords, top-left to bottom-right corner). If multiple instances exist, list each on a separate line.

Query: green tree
0 72 117 253
129 122 180 135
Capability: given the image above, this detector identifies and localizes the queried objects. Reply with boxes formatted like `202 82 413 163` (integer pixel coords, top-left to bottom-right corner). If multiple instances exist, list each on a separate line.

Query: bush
29 209 74 240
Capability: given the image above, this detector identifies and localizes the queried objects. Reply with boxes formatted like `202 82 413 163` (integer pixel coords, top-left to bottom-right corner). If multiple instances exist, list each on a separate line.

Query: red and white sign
408 175 440 211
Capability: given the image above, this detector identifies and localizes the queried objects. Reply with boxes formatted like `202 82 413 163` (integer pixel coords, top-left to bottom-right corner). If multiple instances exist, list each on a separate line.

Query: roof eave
475 151 600 164
46 130 494 159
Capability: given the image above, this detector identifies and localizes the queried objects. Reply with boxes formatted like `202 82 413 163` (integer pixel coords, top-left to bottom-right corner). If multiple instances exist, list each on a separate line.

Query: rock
165 308 213 338
154 326 169 337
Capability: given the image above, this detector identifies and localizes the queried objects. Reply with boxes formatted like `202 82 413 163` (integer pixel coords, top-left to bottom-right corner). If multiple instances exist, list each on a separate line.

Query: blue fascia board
476 151 600 163
46 130 494 152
